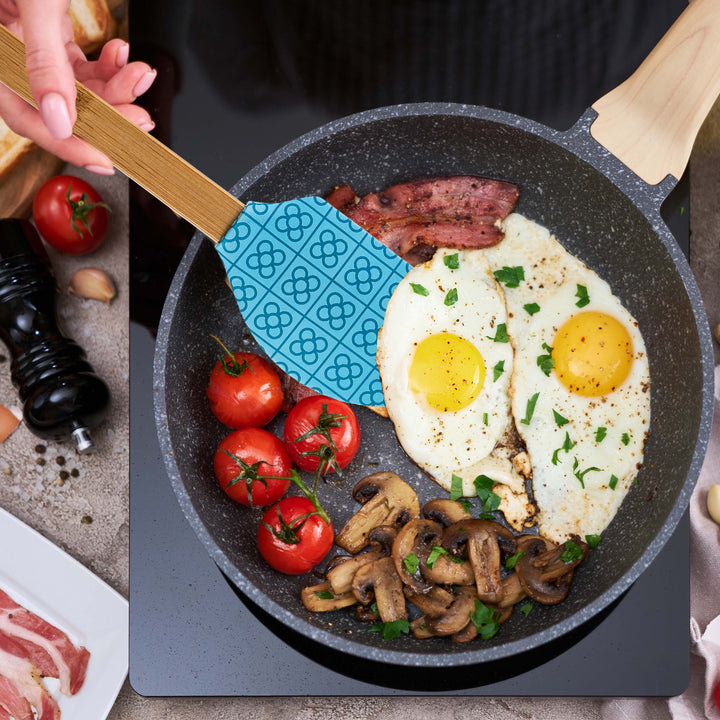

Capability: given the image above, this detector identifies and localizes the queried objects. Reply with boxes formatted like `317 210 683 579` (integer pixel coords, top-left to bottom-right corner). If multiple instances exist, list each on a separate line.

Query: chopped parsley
572 457 601 489
634 475 640 488
621 432 631 446
595 426 607 442
369 617 411 640
608 474 619 490
469 600 501 640
493 265 525 288
403 552 419 575
444 288 458 306
482 412 489 425
552 409 569 426
519 601 533 617
523 302 540 316
493 360 505 382
537 342 555 376
487 322 509 343
575 284 590 307
314 590 335 600
450 474 464 501
427 545 465 569
410 282 429 296
520 392 540 425
443 253 460 269
504 551 525 570
551 431 576 465
585 534 602 549
561 540 584 564
473 474 502 515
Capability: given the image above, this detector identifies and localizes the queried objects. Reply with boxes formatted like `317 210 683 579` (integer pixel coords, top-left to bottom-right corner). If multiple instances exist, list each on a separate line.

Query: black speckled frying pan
153 2 716 666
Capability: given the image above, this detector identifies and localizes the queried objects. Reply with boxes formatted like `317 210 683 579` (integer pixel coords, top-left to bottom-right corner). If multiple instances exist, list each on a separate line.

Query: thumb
17 0 76 139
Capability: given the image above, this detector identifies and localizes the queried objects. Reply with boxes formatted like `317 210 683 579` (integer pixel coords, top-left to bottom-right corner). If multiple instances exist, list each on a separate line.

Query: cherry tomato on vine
283 396 360 474
214 427 292 507
206 339 283 429
33 175 110 255
257 496 334 574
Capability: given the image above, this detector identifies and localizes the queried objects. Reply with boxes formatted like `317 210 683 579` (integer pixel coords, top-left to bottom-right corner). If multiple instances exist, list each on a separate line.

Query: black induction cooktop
129 0 691 696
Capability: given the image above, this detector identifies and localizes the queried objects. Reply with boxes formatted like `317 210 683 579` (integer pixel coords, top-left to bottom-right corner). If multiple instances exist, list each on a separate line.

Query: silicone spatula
0 25 410 407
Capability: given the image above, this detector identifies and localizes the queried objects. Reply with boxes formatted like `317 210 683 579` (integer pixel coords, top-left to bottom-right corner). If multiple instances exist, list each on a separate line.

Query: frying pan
153 4 716 667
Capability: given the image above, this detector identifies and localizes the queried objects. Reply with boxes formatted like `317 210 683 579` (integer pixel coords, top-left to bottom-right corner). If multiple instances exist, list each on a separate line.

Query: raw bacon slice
0 589 89 697
0 633 60 720
329 176 520 265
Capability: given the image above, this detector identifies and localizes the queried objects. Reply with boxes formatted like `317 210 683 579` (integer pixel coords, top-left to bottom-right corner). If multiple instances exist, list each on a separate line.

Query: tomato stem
290 403 345 451
210 335 255 377
262 506 314 545
287 470 331 525
66 182 111 237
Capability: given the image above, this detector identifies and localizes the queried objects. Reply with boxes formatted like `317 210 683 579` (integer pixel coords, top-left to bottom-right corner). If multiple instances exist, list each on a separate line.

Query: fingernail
116 42 129 68
139 120 155 132
84 164 115 176
133 69 156 98
40 93 73 139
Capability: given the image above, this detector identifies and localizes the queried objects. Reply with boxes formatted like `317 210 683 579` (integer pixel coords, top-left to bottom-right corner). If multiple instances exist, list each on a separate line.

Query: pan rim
154 101 714 668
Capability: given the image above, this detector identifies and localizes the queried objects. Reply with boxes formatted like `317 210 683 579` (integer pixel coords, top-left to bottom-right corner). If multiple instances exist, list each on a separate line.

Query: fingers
16 0 76 138
83 63 156 106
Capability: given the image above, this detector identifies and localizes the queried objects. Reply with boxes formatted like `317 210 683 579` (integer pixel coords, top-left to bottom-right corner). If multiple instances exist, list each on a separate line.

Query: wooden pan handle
591 0 720 185
0 24 243 243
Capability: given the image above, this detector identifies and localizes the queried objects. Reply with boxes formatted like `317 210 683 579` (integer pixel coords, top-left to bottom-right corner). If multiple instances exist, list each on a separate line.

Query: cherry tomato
207 345 283 428
33 175 110 255
257 496 334 574
214 427 292 507
283 396 360 474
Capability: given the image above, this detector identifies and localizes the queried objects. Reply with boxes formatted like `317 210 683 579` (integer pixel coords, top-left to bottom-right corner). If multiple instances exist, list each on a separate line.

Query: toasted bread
0 118 34 184
69 0 117 55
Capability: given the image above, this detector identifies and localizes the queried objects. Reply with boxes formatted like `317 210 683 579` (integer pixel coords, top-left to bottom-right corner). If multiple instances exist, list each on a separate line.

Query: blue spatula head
217 196 411 407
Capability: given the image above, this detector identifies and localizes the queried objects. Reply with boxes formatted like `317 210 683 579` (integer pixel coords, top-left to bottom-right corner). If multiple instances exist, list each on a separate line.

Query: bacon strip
329 176 520 265
0 633 60 720
0 589 89 697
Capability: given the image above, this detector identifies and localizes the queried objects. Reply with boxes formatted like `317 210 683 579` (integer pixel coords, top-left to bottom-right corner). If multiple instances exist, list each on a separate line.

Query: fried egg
484 214 651 542
376 248 530 511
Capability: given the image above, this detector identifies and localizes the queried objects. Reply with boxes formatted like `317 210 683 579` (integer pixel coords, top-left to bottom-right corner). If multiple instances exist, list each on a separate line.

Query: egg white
484 214 651 541
376 248 530 507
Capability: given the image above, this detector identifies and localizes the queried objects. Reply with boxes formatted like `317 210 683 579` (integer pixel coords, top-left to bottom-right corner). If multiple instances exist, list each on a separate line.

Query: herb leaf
595 426 607 442
520 392 539 425
523 302 540 316
621 432 630 446
608 474 619 490
444 288 458 306
505 551 525 570
482 412 488 425
585 534 602 549
473 474 502 514
450 474 464 501
493 360 505 382
410 282 429 296
572 457 601 489
575 284 590 307
403 552 419 575
487 323 509 343
561 540 584 564
315 590 334 600
443 253 460 269
369 617 411 640
537 351 555 377
494 266 525 288
519 601 533 617
552 409 569 426
469 600 501 640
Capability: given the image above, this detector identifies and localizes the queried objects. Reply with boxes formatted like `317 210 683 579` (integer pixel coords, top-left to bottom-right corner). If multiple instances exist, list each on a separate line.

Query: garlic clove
68 268 117 304
707 484 720 526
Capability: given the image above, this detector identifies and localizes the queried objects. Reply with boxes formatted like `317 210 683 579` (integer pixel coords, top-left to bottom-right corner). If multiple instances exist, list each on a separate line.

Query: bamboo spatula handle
0 24 243 243
590 0 720 186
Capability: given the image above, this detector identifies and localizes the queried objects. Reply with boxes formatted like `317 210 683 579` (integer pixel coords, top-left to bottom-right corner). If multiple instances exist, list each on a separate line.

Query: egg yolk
553 311 633 396
409 332 485 411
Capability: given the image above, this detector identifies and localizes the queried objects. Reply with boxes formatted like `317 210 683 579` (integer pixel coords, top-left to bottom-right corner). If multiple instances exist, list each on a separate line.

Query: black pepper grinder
0 218 110 453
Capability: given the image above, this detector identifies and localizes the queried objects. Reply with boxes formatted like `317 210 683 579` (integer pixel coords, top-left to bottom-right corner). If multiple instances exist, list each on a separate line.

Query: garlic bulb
68 268 116 304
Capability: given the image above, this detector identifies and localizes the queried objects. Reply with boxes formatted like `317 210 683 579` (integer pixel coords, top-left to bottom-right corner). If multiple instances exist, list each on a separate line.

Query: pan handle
590 0 720 186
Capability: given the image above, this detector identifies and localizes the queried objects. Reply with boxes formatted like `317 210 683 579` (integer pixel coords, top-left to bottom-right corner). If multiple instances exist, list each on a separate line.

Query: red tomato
214 427 292 507
33 175 110 255
283 396 360 474
207 348 283 428
257 496 334 574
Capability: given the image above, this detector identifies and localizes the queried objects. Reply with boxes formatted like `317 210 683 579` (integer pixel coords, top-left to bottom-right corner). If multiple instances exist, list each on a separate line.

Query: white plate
0 506 128 720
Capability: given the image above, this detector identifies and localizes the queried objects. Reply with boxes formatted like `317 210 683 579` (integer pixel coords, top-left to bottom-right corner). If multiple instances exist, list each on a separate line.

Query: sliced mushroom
391 518 443 594
404 585 454 618
443 520 516 604
515 536 589 605
352 556 406 623
335 472 420 553
422 498 472 527
425 586 477 636
301 581 357 612
365 525 398 556
410 616 435 639
326 551 384 595
497 573 527 609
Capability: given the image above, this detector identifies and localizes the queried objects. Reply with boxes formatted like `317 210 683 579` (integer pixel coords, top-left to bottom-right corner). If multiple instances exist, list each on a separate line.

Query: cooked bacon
0 589 89 697
0 633 60 720
338 176 520 265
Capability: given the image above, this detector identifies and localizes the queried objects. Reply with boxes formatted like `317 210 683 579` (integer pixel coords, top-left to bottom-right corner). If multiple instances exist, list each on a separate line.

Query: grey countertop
1 98 718 719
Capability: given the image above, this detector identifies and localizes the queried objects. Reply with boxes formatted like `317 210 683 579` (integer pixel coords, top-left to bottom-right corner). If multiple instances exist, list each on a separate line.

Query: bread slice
0 118 34 184
69 0 117 54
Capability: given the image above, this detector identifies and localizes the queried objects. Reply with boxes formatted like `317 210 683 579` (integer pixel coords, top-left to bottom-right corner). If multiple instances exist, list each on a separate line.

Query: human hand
0 0 156 173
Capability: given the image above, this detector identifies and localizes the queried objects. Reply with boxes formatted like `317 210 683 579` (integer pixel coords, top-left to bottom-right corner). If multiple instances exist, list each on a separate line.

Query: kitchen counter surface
1 98 718 719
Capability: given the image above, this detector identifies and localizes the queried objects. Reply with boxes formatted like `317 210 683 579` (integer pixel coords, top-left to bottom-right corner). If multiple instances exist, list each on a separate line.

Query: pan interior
158 109 706 665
